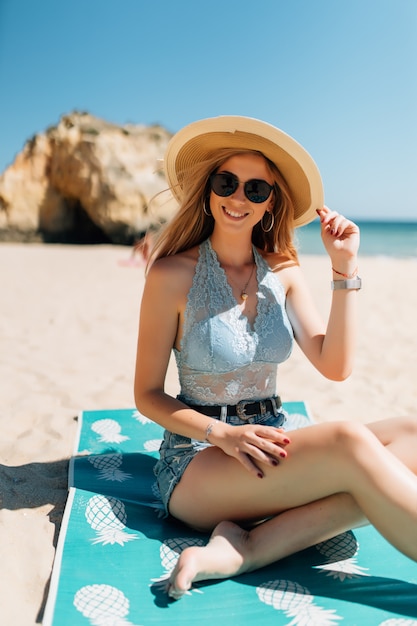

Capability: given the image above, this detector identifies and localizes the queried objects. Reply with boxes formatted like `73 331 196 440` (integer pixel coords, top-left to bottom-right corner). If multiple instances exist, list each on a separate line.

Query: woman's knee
289 421 372 465
328 420 376 459
330 420 370 444
394 416 417 439
369 415 417 446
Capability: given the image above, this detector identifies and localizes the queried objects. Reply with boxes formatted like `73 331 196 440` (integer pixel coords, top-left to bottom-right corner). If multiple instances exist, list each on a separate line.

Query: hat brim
163 116 324 228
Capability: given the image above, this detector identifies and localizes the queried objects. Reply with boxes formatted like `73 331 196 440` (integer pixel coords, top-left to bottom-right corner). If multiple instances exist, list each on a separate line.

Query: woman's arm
134 256 214 440
284 207 360 381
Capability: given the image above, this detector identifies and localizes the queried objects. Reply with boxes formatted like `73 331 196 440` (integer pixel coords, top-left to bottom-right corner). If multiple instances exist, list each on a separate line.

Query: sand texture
1 243 416 625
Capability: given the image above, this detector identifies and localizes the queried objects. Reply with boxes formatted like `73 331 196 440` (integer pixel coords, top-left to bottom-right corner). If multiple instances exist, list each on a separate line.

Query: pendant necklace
216 242 256 301
240 258 256 301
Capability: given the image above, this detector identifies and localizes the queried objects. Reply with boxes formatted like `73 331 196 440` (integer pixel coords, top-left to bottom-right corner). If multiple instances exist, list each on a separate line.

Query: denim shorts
153 397 287 515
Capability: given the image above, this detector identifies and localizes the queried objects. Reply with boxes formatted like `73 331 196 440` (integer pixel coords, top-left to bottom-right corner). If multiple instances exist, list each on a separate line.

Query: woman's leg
167 492 364 598
167 416 417 598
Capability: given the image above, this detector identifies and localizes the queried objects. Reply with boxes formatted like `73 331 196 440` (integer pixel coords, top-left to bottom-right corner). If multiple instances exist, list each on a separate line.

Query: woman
134 116 417 599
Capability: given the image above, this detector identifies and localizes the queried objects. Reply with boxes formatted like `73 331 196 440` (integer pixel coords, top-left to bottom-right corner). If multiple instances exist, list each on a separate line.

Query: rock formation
0 112 175 243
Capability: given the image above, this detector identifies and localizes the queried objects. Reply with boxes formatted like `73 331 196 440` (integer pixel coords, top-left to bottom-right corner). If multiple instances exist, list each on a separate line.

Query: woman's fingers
231 426 291 476
316 206 360 261
317 207 359 238
235 451 265 478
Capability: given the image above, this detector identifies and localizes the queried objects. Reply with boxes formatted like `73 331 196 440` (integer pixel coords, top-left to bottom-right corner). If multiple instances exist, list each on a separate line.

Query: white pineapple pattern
91 419 130 443
151 536 205 594
257 579 342 626
85 495 139 545
314 532 369 581
88 452 132 482
131 409 151 425
285 412 313 431
73 584 139 625
379 617 417 626
143 439 163 452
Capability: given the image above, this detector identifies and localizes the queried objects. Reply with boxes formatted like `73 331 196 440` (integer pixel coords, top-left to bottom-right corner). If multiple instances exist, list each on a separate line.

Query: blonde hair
149 148 299 266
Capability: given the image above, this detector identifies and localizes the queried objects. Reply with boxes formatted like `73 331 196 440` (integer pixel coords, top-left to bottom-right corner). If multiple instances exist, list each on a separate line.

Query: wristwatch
331 277 362 290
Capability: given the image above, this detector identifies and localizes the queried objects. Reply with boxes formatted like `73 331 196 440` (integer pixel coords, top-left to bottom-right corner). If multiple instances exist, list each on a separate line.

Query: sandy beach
1 243 417 625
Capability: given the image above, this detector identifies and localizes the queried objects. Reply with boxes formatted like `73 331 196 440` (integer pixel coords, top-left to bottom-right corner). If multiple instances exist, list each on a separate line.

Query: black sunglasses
209 172 274 204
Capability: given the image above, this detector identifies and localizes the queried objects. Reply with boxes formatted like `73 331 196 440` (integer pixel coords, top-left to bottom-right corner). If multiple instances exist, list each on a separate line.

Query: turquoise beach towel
43 405 417 625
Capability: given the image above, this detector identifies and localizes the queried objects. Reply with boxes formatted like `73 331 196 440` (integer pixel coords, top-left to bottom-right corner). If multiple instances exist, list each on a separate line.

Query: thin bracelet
332 266 358 279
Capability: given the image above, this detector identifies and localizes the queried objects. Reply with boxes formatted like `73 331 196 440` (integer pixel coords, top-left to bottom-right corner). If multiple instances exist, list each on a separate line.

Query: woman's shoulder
146 246 200 292
152 245 199 271
258 249 302 292
258 249 299 273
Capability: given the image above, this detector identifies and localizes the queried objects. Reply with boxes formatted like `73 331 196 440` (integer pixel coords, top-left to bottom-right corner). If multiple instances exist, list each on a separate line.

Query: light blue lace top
174 238 294 405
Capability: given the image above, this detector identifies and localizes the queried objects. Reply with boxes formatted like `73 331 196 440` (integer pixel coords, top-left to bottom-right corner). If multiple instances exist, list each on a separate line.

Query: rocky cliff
0 112 175 244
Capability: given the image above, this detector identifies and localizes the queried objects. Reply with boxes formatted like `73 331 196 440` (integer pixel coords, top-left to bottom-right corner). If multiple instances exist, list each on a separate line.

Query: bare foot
167 521 252 599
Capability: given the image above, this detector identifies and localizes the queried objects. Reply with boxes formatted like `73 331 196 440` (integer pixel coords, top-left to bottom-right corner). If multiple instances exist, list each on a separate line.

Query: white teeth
224 207 246 218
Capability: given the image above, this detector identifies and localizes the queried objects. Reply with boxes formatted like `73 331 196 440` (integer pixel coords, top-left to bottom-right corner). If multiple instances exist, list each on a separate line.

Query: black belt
186 397 281 421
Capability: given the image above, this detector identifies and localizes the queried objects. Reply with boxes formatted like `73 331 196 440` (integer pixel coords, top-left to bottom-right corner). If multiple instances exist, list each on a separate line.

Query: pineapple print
88 452 132 482
151 481 161 501
379 617 417 626
85 495 139 545
131 409 151 425
316 531 358 560
151 536 205 593
73 584 139 625
257 579 342 626
314 531 369 581
285 412 313 431
143 439 163 453
160 537 205 573
91 419 130 443
149 481 165 516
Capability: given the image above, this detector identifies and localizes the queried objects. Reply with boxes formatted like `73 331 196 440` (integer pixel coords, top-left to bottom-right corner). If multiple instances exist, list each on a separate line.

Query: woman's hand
317 207 360 269
209 422 291 478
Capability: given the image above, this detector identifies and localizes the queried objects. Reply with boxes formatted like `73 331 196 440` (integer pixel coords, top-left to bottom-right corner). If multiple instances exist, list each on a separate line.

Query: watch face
332 278 362 290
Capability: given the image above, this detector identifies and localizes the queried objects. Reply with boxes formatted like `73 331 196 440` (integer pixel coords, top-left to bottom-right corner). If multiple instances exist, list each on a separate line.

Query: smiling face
208 152 275 234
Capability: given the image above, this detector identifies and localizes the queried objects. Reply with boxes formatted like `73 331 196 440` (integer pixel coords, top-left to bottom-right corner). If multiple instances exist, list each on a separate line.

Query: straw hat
163 115 324 227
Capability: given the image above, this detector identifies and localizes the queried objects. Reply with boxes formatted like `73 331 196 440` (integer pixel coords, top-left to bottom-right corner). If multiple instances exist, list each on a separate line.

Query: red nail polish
279 452 286 458
257 472 263 479
283 438 290 444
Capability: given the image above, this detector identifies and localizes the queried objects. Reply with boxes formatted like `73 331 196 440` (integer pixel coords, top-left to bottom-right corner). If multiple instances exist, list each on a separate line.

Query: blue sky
0 0 416 220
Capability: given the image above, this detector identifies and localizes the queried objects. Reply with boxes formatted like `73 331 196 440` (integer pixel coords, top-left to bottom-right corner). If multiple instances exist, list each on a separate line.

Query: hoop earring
261 211 274 232
203 197 212 217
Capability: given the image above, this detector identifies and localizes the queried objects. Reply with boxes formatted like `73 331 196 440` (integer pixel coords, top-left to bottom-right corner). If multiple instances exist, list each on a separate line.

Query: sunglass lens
210 173 238 197
245 180 272 203
210 173 272 203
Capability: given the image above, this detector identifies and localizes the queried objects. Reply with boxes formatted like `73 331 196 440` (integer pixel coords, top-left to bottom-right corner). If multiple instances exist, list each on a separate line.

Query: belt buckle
236 400 257 421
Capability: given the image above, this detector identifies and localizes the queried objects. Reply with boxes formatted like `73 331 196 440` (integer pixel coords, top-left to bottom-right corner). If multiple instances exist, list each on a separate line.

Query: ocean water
296 220 417 257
